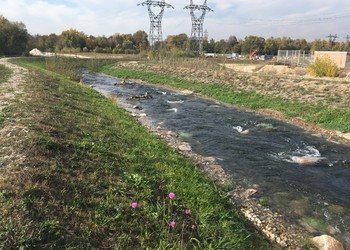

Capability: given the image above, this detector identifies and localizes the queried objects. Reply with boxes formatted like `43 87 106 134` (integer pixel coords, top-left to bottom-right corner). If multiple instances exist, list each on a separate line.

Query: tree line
1 15 349 56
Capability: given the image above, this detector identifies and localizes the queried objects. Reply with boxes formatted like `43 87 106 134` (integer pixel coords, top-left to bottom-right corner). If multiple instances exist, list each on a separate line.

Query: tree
85 36 97 51
264 37 278 55
185 38 200 54
276 37 297 50
310 39 330 53
0 16 29 55
241 36 265 55
227 35 238 51
214 39 230 53
59 29 87 51
166 33 188 49
294 39 310 53
203 38 215 53
45 33 59 52
133 30 149 51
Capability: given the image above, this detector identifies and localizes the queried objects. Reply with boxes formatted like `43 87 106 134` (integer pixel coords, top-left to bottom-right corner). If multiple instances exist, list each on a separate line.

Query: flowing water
82 71 350 248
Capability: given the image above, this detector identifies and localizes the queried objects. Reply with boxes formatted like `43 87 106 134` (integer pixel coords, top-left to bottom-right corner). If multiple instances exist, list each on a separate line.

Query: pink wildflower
168 192 175 199
131 202 138 209
191 224 196 230
185 209 191 215
170 221 176 228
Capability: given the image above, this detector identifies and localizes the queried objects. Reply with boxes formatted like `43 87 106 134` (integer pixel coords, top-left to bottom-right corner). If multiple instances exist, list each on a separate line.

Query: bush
308 57 338 77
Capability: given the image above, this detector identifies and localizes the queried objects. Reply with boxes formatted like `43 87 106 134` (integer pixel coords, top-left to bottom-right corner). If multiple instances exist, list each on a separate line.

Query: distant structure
184 0 213 54
345 35 350 44
327 34 338 43
327 34 338 49
204 29 209 40
138 0 174 47
314 51 350 69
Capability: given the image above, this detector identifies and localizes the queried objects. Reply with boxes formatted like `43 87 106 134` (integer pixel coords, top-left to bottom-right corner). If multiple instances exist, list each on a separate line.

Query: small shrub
308 57 338 77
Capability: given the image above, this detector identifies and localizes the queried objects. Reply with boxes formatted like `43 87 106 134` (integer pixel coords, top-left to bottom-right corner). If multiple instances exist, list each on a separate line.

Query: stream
82 71 350 249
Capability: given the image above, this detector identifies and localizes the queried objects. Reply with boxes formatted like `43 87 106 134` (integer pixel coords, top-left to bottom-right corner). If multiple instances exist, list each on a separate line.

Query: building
314 51 350 68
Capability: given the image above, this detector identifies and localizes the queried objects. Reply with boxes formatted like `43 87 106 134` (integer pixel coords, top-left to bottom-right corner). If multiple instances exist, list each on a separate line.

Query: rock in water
178 144 191 151
233 126 243 133
311 235 344 250
291 155 327 165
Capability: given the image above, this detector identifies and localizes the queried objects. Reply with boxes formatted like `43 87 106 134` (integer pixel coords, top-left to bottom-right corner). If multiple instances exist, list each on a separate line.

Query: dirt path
0 58 30 181
0 58 27 111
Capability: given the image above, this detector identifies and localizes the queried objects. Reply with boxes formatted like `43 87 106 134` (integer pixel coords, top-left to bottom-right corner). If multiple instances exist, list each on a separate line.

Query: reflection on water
82 71 350 248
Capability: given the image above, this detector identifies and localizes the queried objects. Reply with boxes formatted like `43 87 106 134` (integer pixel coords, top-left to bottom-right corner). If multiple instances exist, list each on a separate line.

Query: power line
184 0 213 54
138 0 174 46
243 15 350 25
327 34 338 42
345 35 350 43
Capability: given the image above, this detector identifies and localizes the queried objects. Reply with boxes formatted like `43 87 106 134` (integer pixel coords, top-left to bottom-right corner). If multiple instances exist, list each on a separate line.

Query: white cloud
0 0 349 41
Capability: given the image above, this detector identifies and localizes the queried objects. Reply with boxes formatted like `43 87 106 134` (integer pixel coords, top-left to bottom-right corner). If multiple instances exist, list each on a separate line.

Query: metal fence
277 50 313 66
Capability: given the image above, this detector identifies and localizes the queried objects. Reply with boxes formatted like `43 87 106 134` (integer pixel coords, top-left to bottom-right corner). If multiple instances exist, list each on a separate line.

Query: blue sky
1 0 350 41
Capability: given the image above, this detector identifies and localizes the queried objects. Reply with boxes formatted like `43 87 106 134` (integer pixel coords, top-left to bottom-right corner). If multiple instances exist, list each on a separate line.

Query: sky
1 0 350 41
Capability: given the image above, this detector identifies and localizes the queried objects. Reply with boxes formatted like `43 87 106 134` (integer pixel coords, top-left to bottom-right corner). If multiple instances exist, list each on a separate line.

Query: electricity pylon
184 0 213 54
138 0 174 47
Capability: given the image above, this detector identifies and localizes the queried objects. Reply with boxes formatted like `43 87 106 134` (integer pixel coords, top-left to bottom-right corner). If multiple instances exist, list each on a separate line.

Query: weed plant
308 57 339 77
2 58 272 249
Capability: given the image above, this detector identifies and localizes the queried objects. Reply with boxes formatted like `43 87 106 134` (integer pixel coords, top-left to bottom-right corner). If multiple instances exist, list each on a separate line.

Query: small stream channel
82 71 350 249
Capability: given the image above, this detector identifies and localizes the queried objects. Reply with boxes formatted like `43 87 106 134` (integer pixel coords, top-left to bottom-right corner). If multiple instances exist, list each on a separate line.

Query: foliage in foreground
308 57 339 77
1 59 271 249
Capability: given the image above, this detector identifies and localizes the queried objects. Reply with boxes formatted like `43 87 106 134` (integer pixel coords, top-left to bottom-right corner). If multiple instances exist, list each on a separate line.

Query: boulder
312 235 344 250
178 144 191 151
241 188 258 199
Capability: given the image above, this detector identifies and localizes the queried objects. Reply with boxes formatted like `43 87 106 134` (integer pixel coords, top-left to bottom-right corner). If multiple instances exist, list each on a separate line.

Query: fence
277 50 313 66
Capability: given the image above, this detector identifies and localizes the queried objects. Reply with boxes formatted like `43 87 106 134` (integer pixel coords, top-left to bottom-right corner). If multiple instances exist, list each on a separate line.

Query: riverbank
0 58 272 249
80 69 350 250
99 58 350 141
8 57 350 249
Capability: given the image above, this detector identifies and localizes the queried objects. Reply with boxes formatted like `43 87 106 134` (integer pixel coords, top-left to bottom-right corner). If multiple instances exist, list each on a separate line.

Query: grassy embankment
0 64 13 126
0 57 272 249
100 61 350 133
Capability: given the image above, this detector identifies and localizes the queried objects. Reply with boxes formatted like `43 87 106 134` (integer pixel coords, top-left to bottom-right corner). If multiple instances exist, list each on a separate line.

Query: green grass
0 64 12 84
2 58 272 249
100 65 350 133
0 64 13 126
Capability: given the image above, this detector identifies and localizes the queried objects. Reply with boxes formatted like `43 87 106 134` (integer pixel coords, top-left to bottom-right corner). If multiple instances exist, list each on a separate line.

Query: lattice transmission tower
184 0 213 54
138 0 174 47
